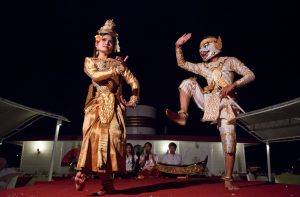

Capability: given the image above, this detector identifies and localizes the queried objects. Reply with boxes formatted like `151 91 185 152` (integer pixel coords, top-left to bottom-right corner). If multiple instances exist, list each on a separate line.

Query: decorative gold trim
156 162 206 175
156 156 208 175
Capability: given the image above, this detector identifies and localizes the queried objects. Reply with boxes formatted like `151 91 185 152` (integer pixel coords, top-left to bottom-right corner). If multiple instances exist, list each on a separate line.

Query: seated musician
137 142 160 179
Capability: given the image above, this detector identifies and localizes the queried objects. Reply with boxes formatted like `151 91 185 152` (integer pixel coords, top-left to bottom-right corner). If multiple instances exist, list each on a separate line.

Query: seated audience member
138 142 160 179
162 142 182 165
161 142 183 178
116 143 138 179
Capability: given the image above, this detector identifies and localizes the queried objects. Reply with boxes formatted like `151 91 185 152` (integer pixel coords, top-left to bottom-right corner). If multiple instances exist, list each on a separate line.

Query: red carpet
1 177 300 197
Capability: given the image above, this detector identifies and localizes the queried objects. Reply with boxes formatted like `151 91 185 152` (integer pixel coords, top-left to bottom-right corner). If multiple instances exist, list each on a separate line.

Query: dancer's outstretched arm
175 33 207 78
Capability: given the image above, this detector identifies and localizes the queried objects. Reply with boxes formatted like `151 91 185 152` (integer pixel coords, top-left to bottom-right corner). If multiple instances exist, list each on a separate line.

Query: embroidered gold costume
175 47 255 153
77 57 139 173
74 19 140 195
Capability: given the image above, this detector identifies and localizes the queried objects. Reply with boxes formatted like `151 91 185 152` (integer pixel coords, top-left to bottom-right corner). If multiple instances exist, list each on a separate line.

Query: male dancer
166 33 255 190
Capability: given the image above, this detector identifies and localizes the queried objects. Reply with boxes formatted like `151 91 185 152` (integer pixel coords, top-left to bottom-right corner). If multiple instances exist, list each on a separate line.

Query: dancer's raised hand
115 55 128 74
175 33 192 47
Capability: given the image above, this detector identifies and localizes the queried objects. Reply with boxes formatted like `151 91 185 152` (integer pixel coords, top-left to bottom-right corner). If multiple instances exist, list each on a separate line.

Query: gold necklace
92 58 111 71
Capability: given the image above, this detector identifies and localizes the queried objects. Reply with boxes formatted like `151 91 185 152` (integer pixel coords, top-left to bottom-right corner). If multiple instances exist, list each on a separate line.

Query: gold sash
202 92 220 122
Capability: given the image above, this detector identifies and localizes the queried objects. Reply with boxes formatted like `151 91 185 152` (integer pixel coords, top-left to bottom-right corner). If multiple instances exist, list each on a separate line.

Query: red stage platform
1 177 300 197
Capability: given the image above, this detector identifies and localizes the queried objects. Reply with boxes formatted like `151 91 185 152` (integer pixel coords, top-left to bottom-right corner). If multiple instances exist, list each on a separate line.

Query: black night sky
1 1 299 139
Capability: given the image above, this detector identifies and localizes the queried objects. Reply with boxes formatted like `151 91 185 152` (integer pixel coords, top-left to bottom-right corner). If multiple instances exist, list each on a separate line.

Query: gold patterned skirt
76 95 126 173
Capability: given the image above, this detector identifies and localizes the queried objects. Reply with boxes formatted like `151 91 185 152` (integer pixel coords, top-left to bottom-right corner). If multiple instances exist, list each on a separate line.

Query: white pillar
266 142 272 182
48 119 62 181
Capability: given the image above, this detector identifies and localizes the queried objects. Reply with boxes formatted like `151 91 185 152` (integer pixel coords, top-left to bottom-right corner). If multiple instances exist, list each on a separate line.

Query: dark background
1 0 299 172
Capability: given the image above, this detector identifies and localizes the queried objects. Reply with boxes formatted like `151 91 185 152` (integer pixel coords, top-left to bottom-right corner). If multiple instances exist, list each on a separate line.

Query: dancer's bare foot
223 177 239 190
75 171 87 191
165 109 187 126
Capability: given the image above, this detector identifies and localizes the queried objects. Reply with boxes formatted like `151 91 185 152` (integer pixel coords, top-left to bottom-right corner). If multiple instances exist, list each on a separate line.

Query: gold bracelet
115 67 125 76
129 95 138 104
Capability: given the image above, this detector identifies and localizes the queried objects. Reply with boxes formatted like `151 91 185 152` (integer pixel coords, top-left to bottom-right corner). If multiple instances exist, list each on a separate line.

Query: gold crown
97 19 117 37
96 19 120 53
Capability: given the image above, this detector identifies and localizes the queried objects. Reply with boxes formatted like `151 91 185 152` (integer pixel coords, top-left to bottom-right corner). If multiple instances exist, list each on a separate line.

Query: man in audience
162 142 182 165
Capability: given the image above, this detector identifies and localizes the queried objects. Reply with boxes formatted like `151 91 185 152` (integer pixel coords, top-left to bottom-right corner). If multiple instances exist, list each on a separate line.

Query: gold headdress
200 36 222 50
95 19 120 53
